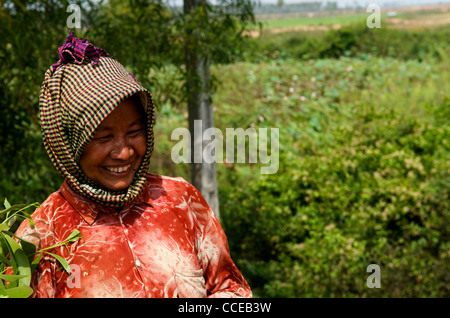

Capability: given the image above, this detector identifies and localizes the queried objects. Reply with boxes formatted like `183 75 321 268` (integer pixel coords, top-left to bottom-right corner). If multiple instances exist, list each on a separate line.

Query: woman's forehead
97 98 145 129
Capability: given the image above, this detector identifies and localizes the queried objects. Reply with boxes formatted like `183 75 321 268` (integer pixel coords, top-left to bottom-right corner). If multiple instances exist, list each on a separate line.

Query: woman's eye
128 128 145 135
95 134 113 141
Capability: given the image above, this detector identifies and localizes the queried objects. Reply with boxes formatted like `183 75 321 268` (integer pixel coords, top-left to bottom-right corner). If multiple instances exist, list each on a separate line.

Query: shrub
217 57 449 297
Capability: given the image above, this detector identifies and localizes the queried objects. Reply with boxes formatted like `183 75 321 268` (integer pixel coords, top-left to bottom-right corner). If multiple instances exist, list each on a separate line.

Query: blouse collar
59 180 153 225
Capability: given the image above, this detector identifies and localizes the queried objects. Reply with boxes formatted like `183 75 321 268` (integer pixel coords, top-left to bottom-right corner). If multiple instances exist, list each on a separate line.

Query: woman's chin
99 179 133 192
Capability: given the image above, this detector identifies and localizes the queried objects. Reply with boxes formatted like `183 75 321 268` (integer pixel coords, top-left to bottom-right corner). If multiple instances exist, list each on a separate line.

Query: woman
14 32 251 298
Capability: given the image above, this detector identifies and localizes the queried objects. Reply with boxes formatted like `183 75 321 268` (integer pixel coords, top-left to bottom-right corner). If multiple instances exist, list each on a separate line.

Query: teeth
105 165 131 173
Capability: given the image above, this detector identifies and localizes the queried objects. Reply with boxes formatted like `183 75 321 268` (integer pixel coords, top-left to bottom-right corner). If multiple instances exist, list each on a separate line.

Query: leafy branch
0 199 81 298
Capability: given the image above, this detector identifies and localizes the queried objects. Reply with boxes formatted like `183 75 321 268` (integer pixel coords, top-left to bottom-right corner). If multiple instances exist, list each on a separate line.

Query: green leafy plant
212 56 449 297
0 199 80 298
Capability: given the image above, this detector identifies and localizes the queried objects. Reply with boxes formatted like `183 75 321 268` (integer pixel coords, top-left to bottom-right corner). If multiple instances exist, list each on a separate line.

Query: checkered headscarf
39 32 155 207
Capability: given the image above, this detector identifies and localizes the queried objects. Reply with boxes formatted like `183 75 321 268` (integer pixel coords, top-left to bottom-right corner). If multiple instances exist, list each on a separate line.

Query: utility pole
184 0 220 219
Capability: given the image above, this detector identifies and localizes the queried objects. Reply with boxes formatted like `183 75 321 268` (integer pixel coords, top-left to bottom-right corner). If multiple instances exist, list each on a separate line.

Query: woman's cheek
81 141 111 168
135 134 147 155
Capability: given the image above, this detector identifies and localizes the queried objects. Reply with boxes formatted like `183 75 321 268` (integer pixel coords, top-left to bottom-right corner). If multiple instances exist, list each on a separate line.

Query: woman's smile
103 164 132 174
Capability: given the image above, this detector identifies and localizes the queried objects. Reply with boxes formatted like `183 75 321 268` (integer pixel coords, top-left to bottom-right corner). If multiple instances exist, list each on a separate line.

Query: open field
251 3 450 35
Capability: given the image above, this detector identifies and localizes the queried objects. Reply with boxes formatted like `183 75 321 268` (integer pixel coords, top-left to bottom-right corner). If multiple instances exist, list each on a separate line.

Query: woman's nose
110 137 135 160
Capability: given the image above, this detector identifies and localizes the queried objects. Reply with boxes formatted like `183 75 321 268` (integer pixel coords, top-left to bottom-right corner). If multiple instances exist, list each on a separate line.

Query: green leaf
0 285 33 298
38 229 81 252
2 207 35 228
0 274 28 283
7 216 17 228
1 233 31 287
3 199 11 210
0 202 38 230
30 253 43 272
64 229 81 243
0 223 9 232
0 254 13 267
0 203 25 217
0 235 16 270
10 232 37 263
46 252 71 274
17 238 37 265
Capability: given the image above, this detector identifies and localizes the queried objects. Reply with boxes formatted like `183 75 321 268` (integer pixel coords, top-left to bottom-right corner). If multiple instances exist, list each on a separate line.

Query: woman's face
80 97 147 192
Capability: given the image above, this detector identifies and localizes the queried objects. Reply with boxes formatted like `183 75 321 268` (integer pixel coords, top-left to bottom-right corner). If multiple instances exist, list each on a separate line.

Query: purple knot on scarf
51 31 109 72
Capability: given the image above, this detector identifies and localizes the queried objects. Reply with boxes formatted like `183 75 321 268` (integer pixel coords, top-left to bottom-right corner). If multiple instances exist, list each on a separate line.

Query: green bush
216 57 449 297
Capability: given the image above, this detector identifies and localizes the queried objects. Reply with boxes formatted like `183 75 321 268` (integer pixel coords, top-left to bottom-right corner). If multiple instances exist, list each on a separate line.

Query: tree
179 0 256 219
183 0 218 217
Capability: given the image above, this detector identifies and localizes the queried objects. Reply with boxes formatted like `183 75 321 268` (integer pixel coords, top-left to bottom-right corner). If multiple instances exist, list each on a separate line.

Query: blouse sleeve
185 184 252 298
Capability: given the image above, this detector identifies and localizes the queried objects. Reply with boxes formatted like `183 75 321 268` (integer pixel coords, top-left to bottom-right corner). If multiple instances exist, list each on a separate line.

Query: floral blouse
14 174 251 298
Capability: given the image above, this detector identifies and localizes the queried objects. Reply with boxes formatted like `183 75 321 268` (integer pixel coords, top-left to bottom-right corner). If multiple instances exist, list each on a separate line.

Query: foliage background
1 1 449 297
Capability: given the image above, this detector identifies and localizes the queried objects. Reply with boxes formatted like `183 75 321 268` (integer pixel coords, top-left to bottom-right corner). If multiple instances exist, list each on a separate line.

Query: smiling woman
12 31 251 298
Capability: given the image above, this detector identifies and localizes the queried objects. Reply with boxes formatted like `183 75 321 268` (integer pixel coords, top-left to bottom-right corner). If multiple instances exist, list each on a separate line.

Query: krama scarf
39 31 155 207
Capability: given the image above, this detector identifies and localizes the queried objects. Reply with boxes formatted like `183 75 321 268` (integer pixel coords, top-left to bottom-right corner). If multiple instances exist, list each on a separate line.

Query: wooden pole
184 0 220 219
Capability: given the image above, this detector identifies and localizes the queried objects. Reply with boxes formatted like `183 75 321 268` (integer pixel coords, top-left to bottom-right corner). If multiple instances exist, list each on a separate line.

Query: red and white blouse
14 173 251 298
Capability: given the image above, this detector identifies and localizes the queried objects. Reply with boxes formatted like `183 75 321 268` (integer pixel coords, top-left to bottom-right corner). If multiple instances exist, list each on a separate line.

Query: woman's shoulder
39 188 68 210
19 188 65 226
144 173 215 220
145 173 197 196
146 173 189 186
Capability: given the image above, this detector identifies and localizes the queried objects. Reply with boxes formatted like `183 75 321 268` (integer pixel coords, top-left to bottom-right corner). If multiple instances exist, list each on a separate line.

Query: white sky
166 0 450 8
